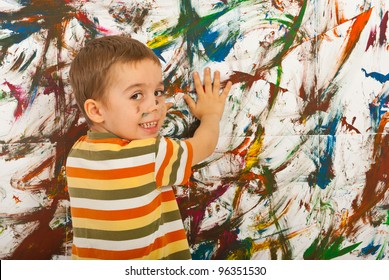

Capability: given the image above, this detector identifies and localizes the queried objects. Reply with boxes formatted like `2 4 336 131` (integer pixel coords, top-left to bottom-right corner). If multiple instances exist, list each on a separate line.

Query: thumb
165 102 174 110
183 94 196 112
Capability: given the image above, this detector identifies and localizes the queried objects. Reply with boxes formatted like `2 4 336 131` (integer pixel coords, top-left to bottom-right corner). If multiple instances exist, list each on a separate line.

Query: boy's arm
183 68 232 166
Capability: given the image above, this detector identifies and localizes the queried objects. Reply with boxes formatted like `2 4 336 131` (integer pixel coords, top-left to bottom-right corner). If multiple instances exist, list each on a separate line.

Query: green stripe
73 210 182 241
160 208 182 224
87 131 118 140
68 182 156 200
155 135 161 154
69 144 156 160
169 141 184 184
162 249 191 260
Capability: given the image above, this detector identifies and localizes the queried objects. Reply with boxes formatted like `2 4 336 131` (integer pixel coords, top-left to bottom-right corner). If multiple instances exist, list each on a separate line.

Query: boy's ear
84 99 104 123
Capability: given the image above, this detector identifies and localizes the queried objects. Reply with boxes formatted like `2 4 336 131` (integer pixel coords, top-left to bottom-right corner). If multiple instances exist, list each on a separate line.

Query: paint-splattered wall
0 0 388 260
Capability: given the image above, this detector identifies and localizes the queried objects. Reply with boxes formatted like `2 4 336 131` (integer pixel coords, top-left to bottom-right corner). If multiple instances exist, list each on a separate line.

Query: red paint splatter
75 11 109 33
75 11 90 25
216 229 239 258
379 11 388 46
3 82 28 119
365 27 377 51
364 11 387 51
340 116 361 134
12 195 22 204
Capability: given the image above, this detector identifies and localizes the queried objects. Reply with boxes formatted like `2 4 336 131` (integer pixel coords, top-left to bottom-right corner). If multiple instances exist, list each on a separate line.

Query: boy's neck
88 124 121 139
89 123 107 133
88 125 158 141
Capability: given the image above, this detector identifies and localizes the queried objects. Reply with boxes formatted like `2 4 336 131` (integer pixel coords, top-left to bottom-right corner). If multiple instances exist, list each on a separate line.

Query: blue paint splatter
0 20 42 48
19 50 37 72
192 241 216 260
201 27 237 62
314 111 340 189
362 68 389 84
358 241 381 257
369 90 389 131
316 135 335 189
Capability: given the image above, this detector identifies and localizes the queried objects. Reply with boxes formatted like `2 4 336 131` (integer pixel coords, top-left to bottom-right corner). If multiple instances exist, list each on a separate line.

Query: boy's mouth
139 121 158 129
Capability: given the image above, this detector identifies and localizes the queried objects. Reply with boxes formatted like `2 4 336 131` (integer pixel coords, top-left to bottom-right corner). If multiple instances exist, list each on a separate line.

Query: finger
204 67 212 94
165 102 174 110
193 71 205 96
183 94 196 113
220 81 232 99
213 71 221 94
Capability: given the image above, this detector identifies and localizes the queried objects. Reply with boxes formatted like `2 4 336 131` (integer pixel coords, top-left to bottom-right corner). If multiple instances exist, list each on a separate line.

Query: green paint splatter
304 234 362 260
263 0 308 112
384 210 389 225
376 237 387 260
266 0 307 66
0 89 10 100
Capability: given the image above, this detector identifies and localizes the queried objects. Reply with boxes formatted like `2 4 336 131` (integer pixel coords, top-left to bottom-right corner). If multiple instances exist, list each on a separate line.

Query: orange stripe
156 138 174 186
161 189 175 202
182 140 193 184
72 229 188 259
84 137 130 146
70 190 175 220
66 163 154 180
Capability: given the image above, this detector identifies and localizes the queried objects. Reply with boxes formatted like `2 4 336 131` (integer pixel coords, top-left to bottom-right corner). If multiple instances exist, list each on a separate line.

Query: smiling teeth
140 122 157 128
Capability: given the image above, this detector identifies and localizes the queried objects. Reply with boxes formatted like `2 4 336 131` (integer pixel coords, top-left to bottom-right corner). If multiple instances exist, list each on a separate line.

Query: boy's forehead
112 59 162 74
107 60 163 86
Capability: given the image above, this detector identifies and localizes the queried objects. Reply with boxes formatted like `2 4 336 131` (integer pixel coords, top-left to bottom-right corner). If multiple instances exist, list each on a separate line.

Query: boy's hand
184 68 232 166
183 68 232 121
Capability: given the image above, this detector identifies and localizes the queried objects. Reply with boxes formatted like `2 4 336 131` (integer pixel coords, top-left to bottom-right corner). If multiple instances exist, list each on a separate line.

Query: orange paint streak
334 0 347 24
230 137 252 156
374 111 389 147
345 112 389 235
340 9 372 64
252 225 315 253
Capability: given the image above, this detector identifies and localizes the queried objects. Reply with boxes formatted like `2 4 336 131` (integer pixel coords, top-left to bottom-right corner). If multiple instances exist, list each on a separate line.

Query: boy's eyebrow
123 82 165 92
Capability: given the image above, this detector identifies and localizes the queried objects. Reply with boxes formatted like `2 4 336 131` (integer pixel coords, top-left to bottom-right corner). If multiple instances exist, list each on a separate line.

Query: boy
65 35 232 259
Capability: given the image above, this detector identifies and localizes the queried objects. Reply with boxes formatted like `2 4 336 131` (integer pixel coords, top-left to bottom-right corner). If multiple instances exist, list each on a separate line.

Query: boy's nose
145 96 160 113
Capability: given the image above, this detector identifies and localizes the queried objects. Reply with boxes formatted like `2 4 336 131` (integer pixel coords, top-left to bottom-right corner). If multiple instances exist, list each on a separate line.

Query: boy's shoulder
67 133 162 164
69 131 188 156
71 131 161 150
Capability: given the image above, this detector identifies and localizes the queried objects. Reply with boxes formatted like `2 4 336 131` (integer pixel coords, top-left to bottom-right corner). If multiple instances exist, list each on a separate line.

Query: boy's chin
138 126 160 138
131 132 159 140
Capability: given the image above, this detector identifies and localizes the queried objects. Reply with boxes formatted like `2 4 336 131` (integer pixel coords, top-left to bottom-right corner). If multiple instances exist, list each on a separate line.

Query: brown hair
69 35 161 125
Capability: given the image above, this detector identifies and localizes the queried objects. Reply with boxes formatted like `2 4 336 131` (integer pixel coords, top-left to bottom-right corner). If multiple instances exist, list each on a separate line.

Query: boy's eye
155 90 165 97
131 93 143 100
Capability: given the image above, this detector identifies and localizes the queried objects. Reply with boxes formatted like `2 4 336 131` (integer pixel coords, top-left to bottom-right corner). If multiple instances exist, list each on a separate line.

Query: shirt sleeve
155 136 193 187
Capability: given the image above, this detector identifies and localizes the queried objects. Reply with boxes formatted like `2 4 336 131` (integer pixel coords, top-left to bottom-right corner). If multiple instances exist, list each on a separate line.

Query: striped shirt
65 131 193 260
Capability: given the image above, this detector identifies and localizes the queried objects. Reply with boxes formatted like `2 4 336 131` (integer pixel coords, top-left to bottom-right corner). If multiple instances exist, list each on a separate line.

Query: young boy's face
95 59 167 140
